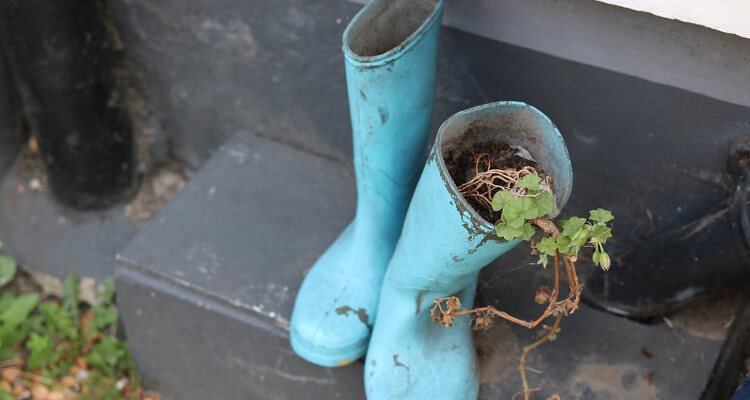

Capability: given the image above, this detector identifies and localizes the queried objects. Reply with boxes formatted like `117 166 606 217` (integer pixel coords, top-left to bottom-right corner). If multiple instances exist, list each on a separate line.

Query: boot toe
290 306 371 367
290 224 385 367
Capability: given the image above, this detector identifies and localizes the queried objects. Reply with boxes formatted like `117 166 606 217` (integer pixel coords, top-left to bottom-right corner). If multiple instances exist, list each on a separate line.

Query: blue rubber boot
734 378 750 400
290 0 445 367
365 102 573 399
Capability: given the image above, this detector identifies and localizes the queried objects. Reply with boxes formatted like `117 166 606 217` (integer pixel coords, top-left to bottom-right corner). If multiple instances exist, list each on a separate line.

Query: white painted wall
595 0 750 39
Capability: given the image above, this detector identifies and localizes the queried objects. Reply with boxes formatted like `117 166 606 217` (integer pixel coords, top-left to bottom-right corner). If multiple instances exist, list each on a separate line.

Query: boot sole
290 327 367 368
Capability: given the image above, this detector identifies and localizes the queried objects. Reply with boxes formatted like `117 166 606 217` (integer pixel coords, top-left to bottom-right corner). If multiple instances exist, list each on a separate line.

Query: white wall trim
595 0 750 39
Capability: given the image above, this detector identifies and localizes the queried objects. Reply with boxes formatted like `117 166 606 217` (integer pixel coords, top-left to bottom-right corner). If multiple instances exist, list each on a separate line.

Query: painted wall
113 0 750 169
595 0 750 39
0 53 20 175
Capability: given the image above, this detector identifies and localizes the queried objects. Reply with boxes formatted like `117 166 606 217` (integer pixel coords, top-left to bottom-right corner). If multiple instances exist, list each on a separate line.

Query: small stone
1 367 22 382
31 384 49 399
75 369 89 381
15 387 30 399
28 136 39 154
61 375 77 388
47 391 65 400
78 278 98 305
115 377 128 390
29 178 42 191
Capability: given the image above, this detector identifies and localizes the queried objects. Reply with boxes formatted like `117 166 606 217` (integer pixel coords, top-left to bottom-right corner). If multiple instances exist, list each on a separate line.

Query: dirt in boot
443 141 545 223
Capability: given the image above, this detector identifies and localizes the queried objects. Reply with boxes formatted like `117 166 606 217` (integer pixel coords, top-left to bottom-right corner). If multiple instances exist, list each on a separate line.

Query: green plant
0 293 39 360
491 173 613 271
0 254 150 400
433 168 615 400
0 255 16 289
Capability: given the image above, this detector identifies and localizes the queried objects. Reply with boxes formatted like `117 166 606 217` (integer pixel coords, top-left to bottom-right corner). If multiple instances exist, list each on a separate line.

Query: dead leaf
535 286 552 304
472 314 494 331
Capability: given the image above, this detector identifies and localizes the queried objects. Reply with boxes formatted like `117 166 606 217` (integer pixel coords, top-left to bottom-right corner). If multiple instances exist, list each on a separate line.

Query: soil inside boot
444 141 548 223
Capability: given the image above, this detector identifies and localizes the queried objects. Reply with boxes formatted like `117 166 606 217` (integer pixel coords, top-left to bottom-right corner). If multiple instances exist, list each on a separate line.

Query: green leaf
495 222 526 241
570 226 592 247
491 191 514 212
560 217 587 235
26 333 55 370
0 386 13 400
0 292 13 313
537 254 549 268
517 174 542 191
555 234 571 252
93 307 118 331
536 236 558 256
520 224 535 241
0 293 39 354
0 293 39 332
504 197 543 225
589 208 614 223
590 224 613 244
63 274 79 311
62 275 80 339
502 212 526 229
532 191 555 217
98 277 116 306
39 302 79 341
0 254 17 288
87 336 128 374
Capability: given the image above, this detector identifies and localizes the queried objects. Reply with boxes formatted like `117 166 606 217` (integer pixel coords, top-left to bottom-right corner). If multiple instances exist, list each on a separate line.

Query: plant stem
519 313 563 400
455 252 561 329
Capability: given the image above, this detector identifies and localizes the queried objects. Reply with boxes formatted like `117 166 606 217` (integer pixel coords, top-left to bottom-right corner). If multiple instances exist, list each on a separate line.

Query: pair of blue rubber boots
290 0 573 398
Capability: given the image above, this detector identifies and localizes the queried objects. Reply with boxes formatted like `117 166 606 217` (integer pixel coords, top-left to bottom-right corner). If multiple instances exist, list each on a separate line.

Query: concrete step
0 152 139 280
116 132 362 399
116 131 728 400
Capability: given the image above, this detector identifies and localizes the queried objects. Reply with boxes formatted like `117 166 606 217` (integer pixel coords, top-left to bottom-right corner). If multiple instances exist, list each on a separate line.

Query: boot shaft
343 0 444 237
389 102 574 292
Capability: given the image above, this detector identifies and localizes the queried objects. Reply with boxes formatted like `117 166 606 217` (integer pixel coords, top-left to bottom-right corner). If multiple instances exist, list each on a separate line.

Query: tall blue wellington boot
365 102 573 399
290 0 445 367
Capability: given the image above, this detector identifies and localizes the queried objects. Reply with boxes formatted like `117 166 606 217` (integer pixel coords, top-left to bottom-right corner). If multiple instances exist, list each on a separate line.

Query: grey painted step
116 132 361 399
117 132 726 399
475 249 728 399
0 154 138 280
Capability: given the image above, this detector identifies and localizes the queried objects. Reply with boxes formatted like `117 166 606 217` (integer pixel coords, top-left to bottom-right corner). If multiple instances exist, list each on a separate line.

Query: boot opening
438 104 572 224
444 138 546 224
345 0 440 58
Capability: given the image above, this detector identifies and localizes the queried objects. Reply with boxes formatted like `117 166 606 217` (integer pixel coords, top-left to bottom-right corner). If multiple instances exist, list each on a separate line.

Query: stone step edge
115 256 291 337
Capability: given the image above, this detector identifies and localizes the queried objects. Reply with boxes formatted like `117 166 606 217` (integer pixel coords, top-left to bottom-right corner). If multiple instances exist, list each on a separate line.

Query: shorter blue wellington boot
365 102 573 399
290 0 445 367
